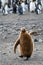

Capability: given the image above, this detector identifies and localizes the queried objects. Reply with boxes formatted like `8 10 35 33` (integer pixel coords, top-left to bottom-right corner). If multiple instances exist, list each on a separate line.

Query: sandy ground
0 11 43 65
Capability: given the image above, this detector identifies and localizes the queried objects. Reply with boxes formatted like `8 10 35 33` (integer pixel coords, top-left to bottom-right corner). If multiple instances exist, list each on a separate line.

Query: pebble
39 39 42 42
34 39 38 42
